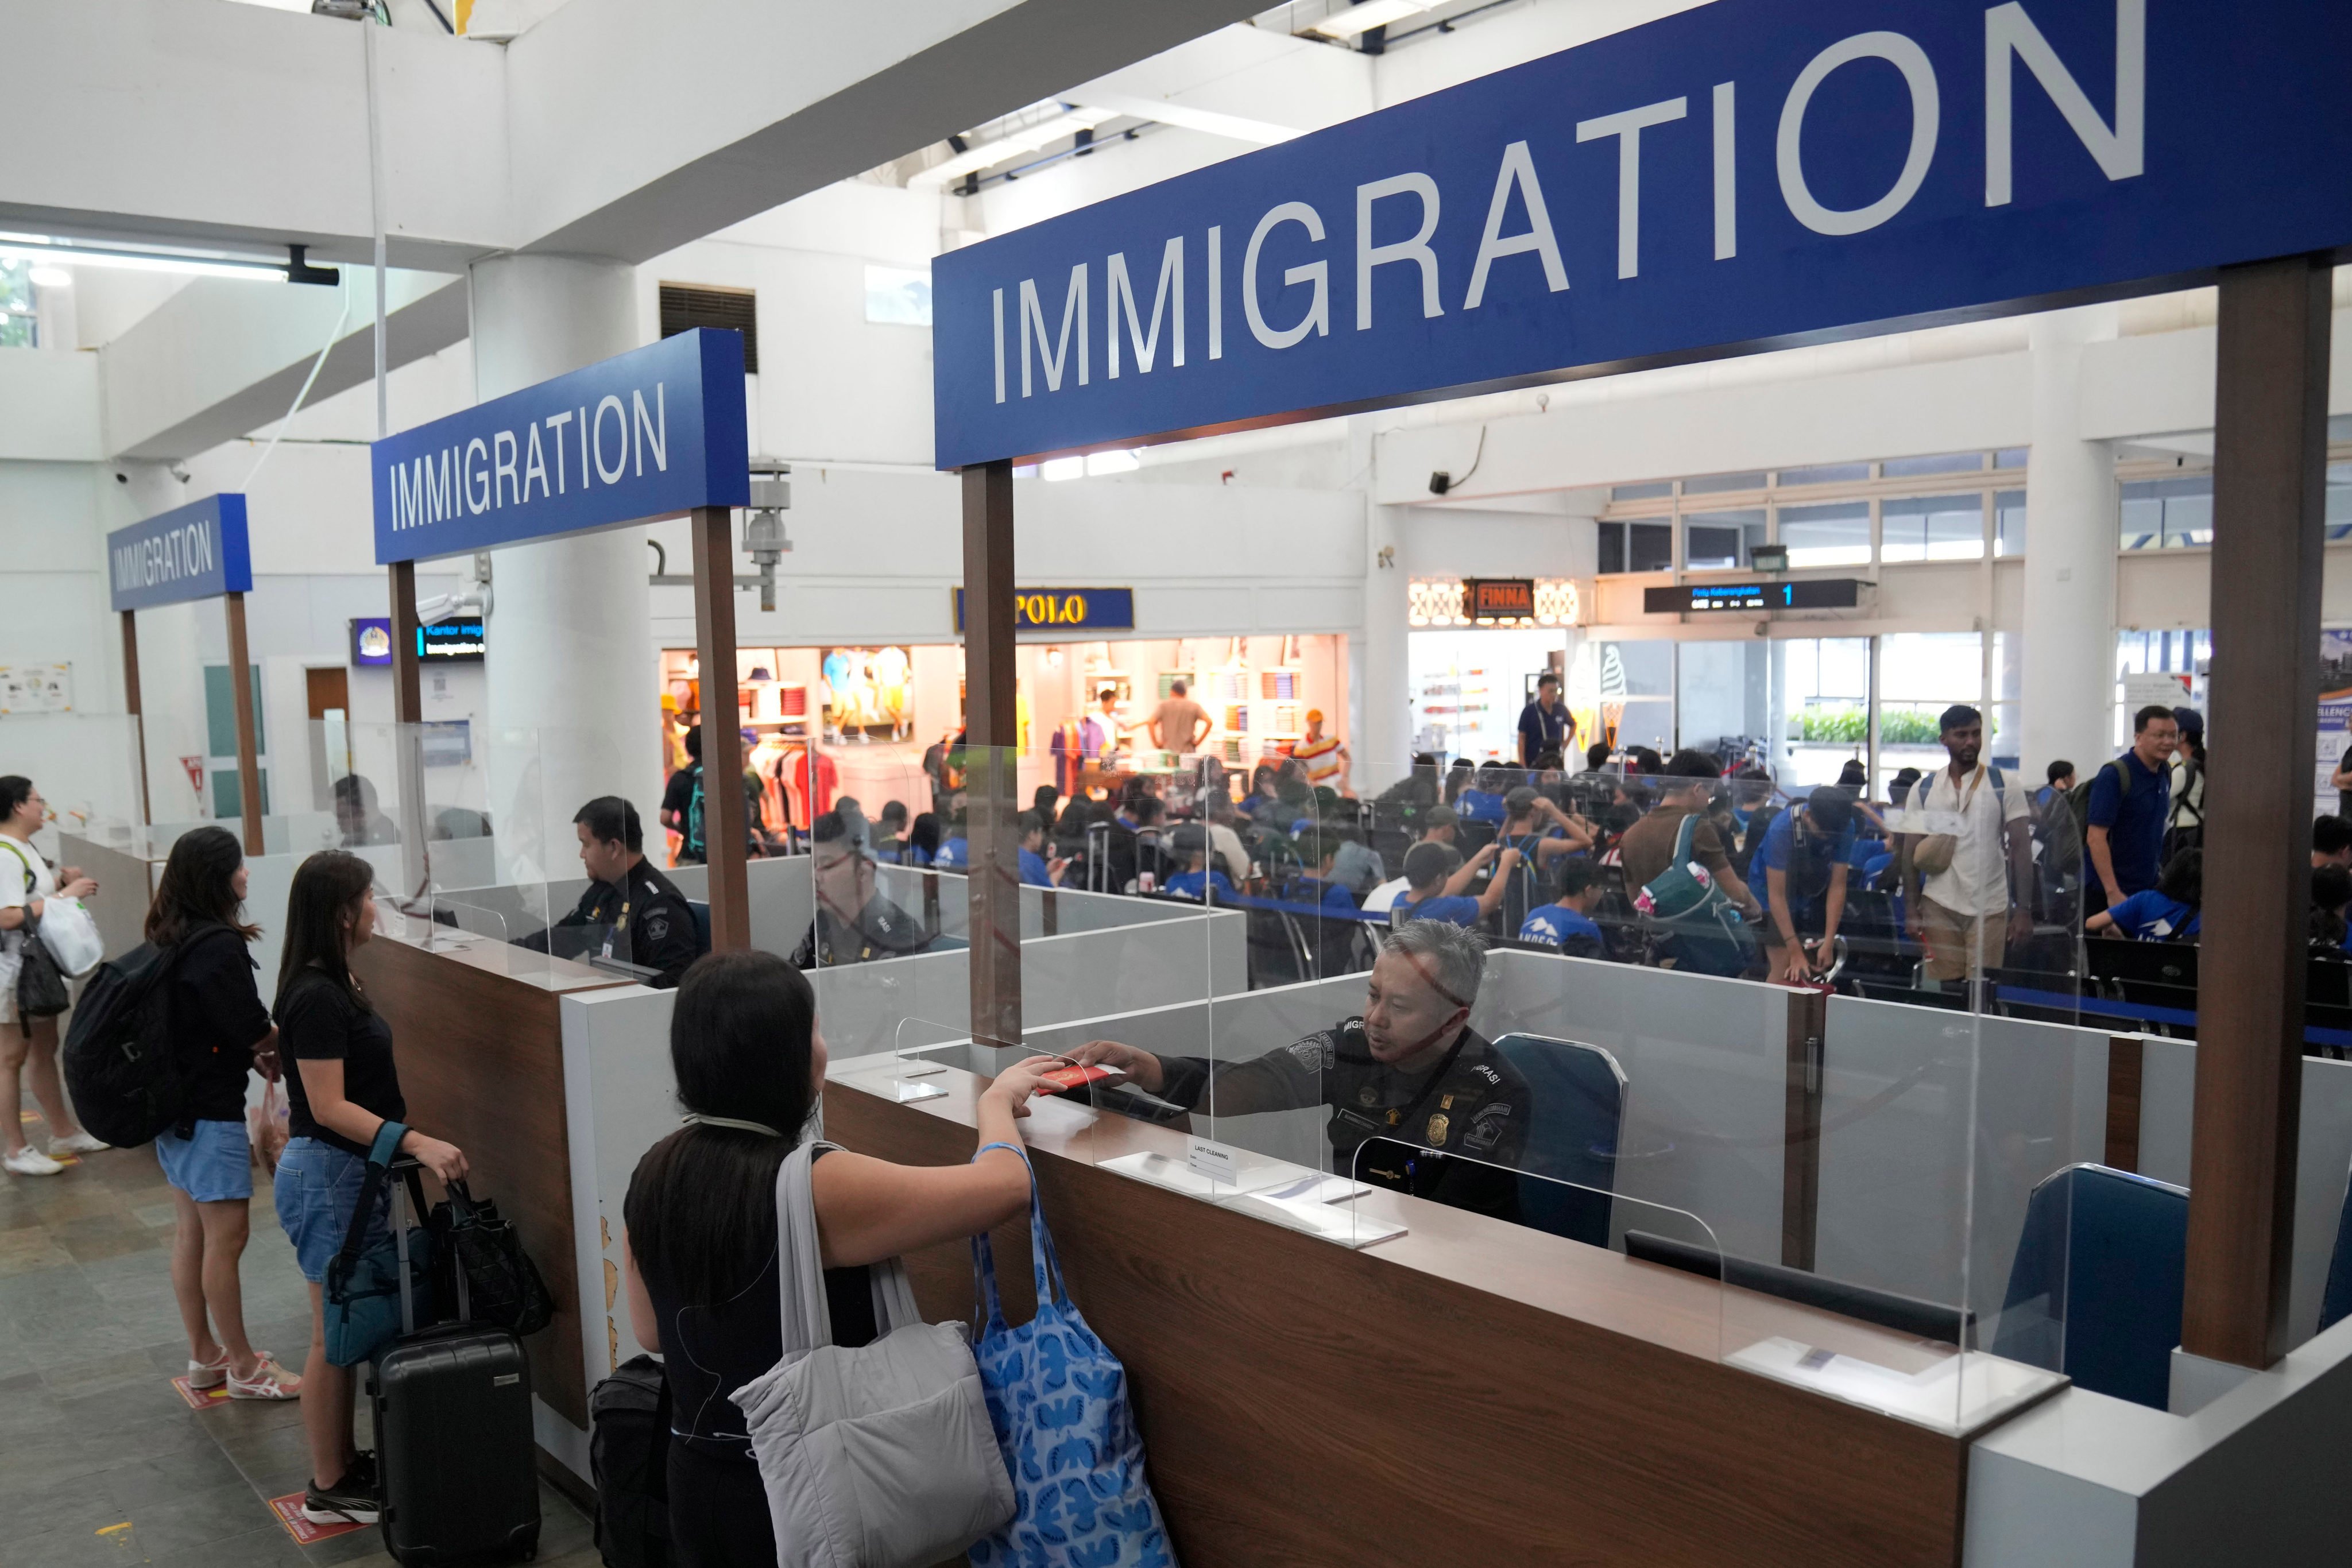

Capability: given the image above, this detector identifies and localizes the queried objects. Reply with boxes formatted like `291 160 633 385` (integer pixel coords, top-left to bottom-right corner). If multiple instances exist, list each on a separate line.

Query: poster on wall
2316 632 2352 814
820 647 913 741
0 663 73 714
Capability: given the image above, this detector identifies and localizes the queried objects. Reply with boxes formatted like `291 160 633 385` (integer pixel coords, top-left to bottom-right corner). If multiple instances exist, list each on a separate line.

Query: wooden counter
825 1058 2028 1568
352 928 626 1426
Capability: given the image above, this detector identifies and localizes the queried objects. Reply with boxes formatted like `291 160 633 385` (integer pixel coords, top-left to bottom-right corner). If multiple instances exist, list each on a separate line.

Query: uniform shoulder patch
644 913 671 942
1287 1032 1338 1073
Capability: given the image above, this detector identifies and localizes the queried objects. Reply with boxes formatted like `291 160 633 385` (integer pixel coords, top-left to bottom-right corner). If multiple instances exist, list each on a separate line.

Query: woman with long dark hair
623 950 1057 1566
149 827 299 1399
271 851 467 1527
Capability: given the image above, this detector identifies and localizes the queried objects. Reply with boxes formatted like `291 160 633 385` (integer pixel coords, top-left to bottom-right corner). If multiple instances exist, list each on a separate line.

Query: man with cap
1294 710 1349 792
1899 704 2032 986
1750 785 1860 984
1071 919 1532 1219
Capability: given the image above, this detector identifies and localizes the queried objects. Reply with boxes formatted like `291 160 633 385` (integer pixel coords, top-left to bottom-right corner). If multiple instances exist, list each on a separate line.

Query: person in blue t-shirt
1016 809 1066 889
1393 838 1521 929
931 812 970 871
1752 785 1859 984
1519 857 1606 957
2088 847 2200 942
1454 762 1511 825
2086 706 2180 913
1160 824 1237 902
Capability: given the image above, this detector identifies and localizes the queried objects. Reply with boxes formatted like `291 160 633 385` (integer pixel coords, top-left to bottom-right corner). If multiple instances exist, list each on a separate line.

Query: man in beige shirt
1149 679 1212 754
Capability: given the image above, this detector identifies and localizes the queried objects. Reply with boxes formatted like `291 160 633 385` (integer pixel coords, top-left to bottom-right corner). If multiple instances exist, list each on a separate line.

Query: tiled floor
0 1112 597 1567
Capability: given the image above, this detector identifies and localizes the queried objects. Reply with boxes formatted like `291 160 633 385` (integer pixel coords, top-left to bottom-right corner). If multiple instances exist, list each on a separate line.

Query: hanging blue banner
933 0 2352 468
372 328 751 564
107 493 253 611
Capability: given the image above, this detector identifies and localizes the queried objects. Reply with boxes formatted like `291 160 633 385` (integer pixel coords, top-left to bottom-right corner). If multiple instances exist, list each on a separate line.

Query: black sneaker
302 1474 381 1526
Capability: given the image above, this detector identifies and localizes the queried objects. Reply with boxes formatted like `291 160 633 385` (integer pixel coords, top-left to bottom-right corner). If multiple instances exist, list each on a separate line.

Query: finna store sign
934 0 2352 468
107 494 253 611
372 330 749 564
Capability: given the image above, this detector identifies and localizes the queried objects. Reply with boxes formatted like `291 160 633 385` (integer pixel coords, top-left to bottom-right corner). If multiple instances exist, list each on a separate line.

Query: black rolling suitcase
370 1164 542 1565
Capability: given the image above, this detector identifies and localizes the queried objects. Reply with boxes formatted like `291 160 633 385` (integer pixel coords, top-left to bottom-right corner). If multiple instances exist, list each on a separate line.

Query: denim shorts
155 1118 254 1204
273 1136 388 1283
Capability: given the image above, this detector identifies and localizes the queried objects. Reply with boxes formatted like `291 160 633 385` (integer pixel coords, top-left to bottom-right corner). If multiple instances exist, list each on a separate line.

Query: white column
2020 303 2122 779
469 255 664 882
1360 501 1413 788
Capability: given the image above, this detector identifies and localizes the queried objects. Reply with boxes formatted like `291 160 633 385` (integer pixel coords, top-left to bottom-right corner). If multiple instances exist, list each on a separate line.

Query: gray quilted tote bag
731 1140 1015 1567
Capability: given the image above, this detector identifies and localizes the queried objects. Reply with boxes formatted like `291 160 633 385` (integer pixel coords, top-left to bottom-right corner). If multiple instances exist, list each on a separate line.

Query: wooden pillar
222 592 265 855
389 562 423 727
388 561 428 893
119 611 151 827
2104 1036 2144 1174
962 460 1022 1050
691 505 751 951
2183 253 2333 1371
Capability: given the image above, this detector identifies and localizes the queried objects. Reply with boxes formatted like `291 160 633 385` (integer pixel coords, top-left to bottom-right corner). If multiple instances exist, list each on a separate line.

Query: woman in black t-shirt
270 850 468 1528
149 828 299 1400
622 951 1056 1567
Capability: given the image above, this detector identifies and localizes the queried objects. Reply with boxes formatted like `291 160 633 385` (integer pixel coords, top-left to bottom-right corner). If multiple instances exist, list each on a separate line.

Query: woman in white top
0 776 107 1176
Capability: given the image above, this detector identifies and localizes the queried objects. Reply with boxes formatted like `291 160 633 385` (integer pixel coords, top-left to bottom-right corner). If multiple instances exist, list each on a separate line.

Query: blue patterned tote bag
966 1143 1177 1568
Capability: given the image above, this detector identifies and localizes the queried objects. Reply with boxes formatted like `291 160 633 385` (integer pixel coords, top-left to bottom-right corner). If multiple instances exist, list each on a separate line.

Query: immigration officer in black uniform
788 809 937 969
1070 919 1531 1219
518 796 700 989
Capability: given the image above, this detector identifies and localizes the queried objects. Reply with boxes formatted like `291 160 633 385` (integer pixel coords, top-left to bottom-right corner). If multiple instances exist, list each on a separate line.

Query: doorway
307 667 352 811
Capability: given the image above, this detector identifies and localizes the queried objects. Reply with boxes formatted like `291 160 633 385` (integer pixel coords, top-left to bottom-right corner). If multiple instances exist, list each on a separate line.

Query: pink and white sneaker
187 1349 233 1391
229 1352 302 1400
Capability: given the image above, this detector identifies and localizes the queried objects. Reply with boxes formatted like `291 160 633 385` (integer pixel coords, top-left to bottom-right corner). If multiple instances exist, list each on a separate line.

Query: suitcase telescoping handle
387 1156 469 1332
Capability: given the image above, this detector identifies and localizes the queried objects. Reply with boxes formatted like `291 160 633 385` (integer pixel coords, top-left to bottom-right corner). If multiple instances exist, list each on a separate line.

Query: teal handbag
966 1144 1177 1568
1635 811 1758 978
323 1121 436 1366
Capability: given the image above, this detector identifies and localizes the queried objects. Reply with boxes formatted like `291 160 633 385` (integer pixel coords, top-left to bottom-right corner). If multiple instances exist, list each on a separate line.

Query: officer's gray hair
1380 919 1487 1011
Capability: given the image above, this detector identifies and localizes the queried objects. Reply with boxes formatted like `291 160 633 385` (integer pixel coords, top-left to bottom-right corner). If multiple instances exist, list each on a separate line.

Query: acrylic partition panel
7 712 148 859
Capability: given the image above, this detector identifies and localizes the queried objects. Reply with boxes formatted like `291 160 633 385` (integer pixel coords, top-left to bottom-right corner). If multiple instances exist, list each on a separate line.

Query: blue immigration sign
372 329 750 564
933 0 2352 467
107 493 253 611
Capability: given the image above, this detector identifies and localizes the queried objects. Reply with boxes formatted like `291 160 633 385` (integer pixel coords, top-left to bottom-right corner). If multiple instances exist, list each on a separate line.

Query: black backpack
60 926 234 1148
591 1355 672 1568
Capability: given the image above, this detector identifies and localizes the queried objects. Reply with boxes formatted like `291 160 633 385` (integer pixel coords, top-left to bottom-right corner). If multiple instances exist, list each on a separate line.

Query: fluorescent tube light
0 235 291 282
1307 0 1442 40
909 107 1120 190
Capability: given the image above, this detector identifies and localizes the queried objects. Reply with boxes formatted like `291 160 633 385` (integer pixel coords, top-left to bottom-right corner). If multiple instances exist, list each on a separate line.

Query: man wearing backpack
659 727 763 865
1751 787 1859 984
2082 706 2180 914
1900 706 2033 985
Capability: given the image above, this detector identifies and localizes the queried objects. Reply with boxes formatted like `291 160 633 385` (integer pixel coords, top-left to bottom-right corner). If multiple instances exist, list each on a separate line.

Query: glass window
1877 633 1984 800
1682 509 1767 571
1773 637 1873 788
1682 471 1767 496
1610 481 1674 501
1779 462 1873 486
863 265 933 326
1995 490 2026 557
0 260 34 349
2327 463 2352 543
2119 477 2213 549
1778 501 1872 567
1994 447 2029 469
1599 522 1624 576
1881 452 1985 479
1627 522 1673 573
1881 495 1984 563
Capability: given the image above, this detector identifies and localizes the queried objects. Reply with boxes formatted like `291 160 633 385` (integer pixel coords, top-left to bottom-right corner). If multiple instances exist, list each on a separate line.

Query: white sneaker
3 1147 64 1177
47 1131 108 1156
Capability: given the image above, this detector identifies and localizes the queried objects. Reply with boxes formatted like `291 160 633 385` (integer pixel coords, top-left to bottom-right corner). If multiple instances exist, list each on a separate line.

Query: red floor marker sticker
169 1375 234 1410
269 1493 368 1545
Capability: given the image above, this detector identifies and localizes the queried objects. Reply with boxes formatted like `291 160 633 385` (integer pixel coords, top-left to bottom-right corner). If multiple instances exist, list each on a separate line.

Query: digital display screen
1644 579 1863 614
349 617 394 667
418 621 486 661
